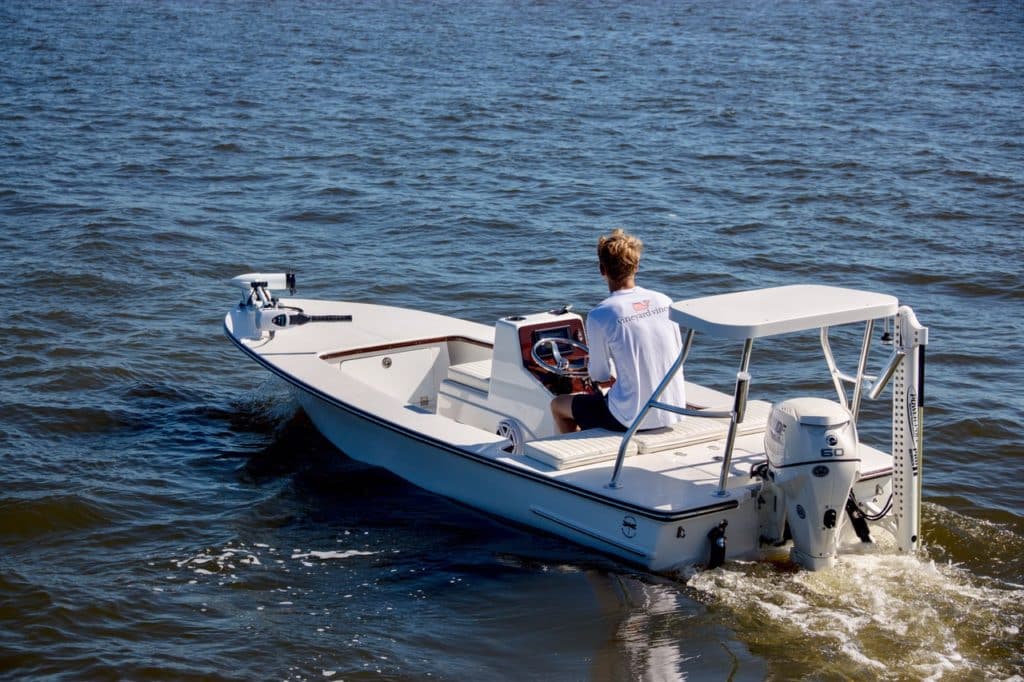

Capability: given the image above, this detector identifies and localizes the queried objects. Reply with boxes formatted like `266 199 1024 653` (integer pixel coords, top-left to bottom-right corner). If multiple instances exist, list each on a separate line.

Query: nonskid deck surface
504 431 770 510
491 429 893 516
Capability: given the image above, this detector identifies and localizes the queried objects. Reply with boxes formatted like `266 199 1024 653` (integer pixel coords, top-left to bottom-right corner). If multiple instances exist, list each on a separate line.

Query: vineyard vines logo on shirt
618 299 669 325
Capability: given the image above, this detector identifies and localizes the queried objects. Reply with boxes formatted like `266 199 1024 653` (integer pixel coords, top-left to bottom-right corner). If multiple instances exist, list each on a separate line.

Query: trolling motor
232 272 297 305
265 311 353 327
230 272 351 340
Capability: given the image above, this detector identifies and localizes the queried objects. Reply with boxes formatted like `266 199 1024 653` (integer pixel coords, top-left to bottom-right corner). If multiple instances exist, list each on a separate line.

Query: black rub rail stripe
224 324 740 523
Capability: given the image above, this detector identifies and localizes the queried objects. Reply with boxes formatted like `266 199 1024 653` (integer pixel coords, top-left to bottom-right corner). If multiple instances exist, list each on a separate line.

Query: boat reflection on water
584 570 767 680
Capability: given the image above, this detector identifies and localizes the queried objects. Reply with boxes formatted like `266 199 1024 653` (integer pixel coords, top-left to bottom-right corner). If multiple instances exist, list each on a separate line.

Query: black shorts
571 393 626 432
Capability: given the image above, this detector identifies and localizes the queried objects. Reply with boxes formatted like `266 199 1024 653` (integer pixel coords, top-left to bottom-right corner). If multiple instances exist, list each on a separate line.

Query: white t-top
669 285 899 339
586 286 687 430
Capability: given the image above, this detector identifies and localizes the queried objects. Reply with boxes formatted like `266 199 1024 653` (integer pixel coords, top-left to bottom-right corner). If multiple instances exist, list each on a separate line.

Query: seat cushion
524 429 638 470
632 400 772 454
446 359 492 393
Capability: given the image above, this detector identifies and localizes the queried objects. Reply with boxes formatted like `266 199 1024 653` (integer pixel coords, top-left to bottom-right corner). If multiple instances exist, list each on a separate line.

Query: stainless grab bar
868 349 905 400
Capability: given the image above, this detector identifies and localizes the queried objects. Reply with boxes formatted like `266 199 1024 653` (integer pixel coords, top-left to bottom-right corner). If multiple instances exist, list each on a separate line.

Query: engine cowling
764 398 860 570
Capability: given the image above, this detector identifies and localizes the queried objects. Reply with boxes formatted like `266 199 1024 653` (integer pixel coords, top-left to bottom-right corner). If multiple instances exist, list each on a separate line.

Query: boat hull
293 386 761 572
224 285 907 574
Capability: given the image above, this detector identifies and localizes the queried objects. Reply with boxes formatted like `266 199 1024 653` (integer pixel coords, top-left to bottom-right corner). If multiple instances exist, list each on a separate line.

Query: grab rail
607 329 694 489
867 349 905 400
606 332 754 498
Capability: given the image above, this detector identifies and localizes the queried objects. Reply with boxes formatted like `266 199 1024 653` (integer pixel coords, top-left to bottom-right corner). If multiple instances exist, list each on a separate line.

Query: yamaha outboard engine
764 398 860 570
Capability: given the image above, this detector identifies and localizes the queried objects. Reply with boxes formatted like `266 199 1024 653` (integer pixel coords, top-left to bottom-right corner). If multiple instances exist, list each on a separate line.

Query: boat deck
492 427 893 516
229 297 893 518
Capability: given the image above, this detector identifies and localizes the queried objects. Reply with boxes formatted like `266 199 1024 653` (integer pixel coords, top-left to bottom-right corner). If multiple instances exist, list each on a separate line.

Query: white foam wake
688 548 1024 681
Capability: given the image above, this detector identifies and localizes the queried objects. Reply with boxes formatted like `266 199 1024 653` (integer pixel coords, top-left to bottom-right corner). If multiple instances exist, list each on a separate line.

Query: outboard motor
764 398 860 570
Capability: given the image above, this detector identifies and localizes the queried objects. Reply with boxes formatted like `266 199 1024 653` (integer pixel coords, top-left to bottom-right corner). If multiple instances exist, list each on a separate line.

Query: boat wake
687 532 1024 680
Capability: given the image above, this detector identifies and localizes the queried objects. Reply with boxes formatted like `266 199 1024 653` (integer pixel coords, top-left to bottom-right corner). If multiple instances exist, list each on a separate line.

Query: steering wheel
531 337 590 377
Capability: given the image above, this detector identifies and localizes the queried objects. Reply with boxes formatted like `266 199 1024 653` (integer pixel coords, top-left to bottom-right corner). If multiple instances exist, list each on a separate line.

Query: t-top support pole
714 338 754 497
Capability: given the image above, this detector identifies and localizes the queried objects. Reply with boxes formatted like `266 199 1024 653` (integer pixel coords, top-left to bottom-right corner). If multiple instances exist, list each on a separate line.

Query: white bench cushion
633 400 773 454
524 429 638 470
446 359 492 393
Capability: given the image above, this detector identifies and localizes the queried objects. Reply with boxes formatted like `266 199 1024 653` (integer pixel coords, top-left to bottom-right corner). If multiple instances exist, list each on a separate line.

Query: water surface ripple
2 1 1022 680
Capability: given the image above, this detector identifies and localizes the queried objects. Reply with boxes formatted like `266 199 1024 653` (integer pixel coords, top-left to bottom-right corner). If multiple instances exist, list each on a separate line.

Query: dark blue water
2 1 1022 679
